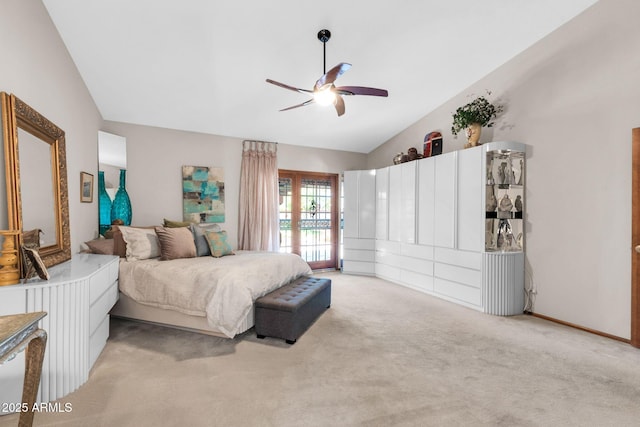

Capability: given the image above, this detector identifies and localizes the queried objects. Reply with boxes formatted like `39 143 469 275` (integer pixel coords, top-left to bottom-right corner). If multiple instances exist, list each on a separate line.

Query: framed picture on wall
80 172 94 203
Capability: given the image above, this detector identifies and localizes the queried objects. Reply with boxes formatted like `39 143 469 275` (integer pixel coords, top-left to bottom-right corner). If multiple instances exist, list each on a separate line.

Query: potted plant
451 92 503 148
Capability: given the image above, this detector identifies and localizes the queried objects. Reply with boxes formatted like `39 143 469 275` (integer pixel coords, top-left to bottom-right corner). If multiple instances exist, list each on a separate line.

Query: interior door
632 128 640 348
279 170 339 270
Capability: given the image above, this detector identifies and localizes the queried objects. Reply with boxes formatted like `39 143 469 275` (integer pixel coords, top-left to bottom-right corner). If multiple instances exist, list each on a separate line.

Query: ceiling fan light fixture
266 28 387 116
314 86 336 106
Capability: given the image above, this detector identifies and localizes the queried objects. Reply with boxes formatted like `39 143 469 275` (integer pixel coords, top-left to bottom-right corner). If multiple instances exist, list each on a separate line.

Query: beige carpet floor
2 272 640 427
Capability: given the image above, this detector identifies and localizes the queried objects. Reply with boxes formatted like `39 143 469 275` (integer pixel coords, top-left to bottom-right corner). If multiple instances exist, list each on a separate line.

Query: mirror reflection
98 131 126 235
18 127 56 247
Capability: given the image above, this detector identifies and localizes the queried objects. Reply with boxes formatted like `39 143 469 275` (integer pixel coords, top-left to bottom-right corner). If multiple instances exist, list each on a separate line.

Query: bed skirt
110 293 254 338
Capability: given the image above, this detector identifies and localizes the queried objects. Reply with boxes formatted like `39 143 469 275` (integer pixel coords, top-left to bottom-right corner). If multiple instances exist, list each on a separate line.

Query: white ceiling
42 0 598 154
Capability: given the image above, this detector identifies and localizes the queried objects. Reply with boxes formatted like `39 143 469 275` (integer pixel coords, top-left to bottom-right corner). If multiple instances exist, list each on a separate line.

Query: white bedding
118 250 312 337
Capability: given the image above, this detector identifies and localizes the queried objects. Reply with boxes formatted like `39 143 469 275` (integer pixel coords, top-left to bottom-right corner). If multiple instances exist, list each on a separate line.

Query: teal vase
111 169 132 225
98 171 112 235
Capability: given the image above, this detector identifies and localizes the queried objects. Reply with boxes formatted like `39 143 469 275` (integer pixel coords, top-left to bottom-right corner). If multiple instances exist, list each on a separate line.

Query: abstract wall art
182 166 225 223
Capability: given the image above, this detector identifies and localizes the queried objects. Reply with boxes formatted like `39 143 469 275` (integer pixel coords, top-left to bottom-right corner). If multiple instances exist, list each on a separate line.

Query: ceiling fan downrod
317 29 331 75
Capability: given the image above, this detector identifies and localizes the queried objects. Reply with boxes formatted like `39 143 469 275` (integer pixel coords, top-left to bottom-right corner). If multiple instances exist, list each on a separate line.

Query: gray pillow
190 223 221 256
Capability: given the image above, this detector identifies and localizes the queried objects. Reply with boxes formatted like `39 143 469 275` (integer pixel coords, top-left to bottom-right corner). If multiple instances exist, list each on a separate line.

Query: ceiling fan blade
334 95 345 117
266 79 312 94
315 63 352 89
335 86 388 97
279 99 315 112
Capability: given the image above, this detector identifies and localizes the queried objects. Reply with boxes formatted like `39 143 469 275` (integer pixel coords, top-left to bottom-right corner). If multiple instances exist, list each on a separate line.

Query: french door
278 170 339 270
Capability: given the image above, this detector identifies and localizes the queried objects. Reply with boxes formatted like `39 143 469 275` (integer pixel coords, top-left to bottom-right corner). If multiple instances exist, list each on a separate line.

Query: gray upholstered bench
255 276 331 344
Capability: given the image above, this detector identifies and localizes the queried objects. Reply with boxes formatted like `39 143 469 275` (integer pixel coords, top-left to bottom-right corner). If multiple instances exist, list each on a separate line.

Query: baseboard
528 312 630 344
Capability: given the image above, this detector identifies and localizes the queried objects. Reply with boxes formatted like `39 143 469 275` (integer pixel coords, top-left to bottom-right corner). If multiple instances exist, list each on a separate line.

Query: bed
104 225 312 338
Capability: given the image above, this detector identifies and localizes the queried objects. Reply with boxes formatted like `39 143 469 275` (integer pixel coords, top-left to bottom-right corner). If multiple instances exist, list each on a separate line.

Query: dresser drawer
89 259 119 304
90 282 118 335
89 315 110 369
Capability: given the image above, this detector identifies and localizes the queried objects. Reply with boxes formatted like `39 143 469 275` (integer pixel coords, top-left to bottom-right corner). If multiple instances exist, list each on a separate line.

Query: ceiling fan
266 29 388 117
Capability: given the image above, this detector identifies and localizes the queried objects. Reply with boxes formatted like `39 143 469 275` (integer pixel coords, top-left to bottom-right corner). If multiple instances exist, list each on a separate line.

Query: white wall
0 0 103 252
368 0 640 339
101 121 367 248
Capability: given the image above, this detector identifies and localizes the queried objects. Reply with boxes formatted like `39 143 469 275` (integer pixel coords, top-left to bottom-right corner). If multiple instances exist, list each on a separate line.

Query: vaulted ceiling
42 0 598 153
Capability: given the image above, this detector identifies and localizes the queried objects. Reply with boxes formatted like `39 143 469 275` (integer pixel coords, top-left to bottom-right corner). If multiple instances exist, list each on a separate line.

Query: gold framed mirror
1 92 71 272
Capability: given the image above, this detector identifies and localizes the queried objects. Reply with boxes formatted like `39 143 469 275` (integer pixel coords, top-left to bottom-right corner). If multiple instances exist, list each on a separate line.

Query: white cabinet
400 162 417 244
387 165 402 242
457 146 483 251
347 141 526 315
0 254 119 405
343 170 376 275
387 162 416 244
433 152 457 249
375 167 389 240
417 159 435 246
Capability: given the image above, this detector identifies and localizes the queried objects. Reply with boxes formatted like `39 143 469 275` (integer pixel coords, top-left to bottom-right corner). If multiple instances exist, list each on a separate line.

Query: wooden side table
0 312 47 427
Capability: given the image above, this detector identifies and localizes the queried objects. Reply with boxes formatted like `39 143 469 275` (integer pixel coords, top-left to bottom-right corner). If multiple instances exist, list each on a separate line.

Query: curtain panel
238 140 279 251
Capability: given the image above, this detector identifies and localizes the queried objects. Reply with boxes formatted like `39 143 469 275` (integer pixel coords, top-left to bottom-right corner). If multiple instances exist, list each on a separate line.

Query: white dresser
0 254 119 405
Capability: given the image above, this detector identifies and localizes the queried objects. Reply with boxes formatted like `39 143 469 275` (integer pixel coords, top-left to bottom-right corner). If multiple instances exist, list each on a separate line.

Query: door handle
635 245 640 254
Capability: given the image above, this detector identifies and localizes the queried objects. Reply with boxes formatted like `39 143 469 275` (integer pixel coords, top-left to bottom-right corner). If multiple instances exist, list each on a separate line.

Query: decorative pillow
119 226 161 261
191 223 221 256
84 238 115 255
203 230 234 258
154 226 196 260
163 218 192 228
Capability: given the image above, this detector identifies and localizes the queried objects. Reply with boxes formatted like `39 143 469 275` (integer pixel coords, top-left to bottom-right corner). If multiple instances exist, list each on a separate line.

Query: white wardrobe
343 141 526 315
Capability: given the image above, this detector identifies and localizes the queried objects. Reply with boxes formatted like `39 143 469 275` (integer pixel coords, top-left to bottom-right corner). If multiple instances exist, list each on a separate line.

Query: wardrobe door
457 147 483 251
343 170 359 239
375 167 389 240
388 164 402 242
417 158 435 246
434 152 457 249
401 161 417 244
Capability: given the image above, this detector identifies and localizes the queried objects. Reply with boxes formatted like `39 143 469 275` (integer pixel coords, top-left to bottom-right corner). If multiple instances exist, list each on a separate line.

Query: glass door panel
279 171 338 270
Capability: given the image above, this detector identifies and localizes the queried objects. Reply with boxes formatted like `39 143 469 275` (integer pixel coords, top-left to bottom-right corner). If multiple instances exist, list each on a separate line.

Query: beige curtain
238 140 279 251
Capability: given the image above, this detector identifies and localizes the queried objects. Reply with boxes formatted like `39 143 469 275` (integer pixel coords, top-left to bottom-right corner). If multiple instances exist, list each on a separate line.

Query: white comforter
118 251 312 338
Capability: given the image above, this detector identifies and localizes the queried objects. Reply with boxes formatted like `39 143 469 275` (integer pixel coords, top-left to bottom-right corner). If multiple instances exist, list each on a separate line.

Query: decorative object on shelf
486 185 498 212
517 159 524 185
0 230 20 286
498 194 513 218
110 169 132 226
451 91 503 148
487 157 495 185
485 219 495 250
407 147 421 161
80 172 94 203
183 166 225 223
98 171 112 235
393 153 404 165
496 219 515 251
498 161 515 186
22 246 49 280
400 153 409 163
423 131 443 157
515 195 523 212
